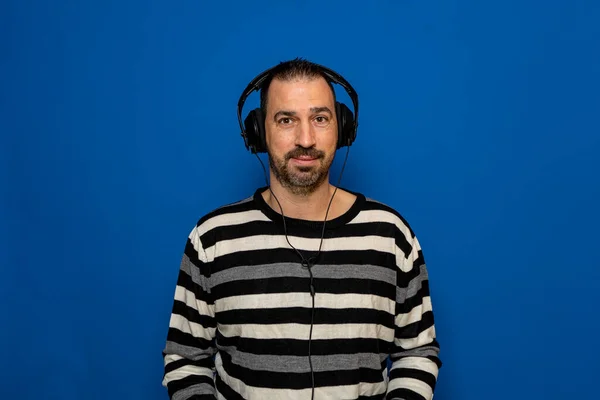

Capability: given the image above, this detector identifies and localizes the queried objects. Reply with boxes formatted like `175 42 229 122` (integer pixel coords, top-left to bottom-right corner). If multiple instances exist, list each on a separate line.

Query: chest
211 262 397 342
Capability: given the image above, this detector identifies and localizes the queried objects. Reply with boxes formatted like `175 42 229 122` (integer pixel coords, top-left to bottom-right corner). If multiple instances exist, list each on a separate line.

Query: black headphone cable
254 145 350 400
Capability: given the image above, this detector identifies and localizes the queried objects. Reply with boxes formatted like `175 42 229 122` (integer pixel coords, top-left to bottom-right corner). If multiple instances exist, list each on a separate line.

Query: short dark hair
259 57 336 116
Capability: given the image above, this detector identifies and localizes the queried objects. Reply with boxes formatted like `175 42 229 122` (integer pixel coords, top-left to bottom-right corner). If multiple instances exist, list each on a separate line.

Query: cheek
268 132 293 150
319 127 338 149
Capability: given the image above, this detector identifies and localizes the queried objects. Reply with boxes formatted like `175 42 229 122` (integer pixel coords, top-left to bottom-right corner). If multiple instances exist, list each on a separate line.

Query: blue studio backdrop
2 1 599 399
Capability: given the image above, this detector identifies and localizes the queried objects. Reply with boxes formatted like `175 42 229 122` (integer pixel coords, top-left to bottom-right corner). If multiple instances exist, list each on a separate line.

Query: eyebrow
273 107 333 121
273 110 296 120
310 106 333 115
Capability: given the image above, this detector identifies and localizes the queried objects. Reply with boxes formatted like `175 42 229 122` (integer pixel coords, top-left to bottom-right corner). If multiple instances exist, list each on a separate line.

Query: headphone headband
237 62 359 145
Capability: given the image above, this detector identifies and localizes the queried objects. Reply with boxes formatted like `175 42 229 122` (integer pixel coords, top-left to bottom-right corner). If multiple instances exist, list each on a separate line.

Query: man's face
264 76 337 195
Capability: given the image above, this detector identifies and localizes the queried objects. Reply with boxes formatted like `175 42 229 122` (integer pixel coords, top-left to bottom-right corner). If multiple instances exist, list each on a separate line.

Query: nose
295 120 316 148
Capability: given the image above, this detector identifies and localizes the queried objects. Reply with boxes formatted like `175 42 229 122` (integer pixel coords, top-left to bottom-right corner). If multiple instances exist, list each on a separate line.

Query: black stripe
216 307 395 328
396 262 424 288
386 387 426 400
196 197 255 227
413 249 425 267
213 276 396 299
176 269 197 293
177 269 212 303
396 311 434 339
363 200 416 238
167 328 214 350
200 219 402 248
389 367 437 391
397 284 430 314
215 374 246 400
395 234 413 260
200 221 275 248
172 300 216 329
183 238 205 269
427 352 443 368
216 333 392 356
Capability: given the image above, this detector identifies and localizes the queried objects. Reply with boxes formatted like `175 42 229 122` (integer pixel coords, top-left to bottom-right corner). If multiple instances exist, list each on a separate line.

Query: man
162 58 442 400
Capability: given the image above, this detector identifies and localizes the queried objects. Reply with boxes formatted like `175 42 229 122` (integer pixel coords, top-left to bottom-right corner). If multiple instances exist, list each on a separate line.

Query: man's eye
278 118 292 124
314 116 329 124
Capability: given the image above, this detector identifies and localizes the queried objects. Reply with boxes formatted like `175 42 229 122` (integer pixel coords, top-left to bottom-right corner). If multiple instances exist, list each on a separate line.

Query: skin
262 76 356 221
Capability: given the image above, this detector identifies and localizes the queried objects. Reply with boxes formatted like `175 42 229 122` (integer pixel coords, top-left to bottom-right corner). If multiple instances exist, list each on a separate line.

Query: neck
263 174 336 221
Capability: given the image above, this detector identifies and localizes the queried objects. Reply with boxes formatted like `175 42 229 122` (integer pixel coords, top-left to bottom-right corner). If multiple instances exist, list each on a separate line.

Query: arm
387 234 442 400
162 226 217 400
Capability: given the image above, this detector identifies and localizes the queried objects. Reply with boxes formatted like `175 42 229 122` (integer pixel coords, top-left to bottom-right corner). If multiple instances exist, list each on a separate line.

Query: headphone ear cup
335 102 356 149
243 108 267 153
254 108 267 153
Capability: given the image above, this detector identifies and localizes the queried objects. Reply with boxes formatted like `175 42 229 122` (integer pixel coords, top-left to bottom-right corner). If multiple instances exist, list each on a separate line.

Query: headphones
237 62 360 154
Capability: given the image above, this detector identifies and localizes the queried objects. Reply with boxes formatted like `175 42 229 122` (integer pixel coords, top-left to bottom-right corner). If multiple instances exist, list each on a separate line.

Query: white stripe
395 324 436 350
170 313 216 341
196 210 270 237
162 354 214 387
215 353 387 399
395 296 433 328
163 363 214 383
175 285 214 318
387 377 434 399
219 322 394 341
164 353 184 364
207 234 396 258
216 292 395 314
349 209 421 271
188 226 207 263
349 209 413 243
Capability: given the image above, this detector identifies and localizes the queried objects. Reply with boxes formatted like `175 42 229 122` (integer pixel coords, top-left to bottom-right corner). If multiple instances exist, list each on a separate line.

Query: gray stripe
396 264 428 302
230 195 254 206
211 263 396 287
391 345 439 359
173 383 215 400
216 345 387 373
181 254 212 292
165 341 216 361
365 197 389 206
219 195 254 209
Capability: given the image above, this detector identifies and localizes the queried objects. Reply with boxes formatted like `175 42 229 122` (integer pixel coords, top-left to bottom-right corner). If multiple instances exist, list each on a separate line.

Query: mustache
285 147 325 160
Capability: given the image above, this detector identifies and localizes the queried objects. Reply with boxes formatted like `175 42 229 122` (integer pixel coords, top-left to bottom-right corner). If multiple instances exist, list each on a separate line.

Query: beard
268 146 335 196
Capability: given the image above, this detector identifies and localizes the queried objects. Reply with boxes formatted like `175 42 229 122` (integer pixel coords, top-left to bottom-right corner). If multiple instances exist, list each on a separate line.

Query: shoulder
182 192 263 256
190 191 267 237
350 191 417 240
179 189 265 262
357 194 426 266
195 194 254 226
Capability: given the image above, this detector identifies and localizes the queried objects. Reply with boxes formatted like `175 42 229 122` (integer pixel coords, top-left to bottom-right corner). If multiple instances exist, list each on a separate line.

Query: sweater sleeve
162 226 217 400
387 233 442 400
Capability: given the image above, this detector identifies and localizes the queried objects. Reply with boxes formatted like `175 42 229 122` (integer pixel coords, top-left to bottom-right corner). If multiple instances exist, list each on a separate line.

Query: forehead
266 76 335 112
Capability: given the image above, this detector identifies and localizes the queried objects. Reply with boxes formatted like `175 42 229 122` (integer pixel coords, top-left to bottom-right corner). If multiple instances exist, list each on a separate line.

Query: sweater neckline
253 185 365 230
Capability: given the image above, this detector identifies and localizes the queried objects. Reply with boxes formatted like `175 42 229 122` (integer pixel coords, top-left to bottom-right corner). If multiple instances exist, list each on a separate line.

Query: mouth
291 156 318 165
293 155 317 161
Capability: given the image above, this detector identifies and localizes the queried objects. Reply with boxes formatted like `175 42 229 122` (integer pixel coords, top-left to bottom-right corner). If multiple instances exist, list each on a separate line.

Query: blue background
2 1 599 399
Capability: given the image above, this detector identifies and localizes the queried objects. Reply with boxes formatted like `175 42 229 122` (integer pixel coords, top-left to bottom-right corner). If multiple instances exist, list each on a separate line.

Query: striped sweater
162 187 442 400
